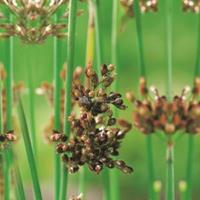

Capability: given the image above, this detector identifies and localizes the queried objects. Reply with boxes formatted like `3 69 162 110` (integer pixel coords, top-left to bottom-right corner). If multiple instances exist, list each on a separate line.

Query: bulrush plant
51 64 133 174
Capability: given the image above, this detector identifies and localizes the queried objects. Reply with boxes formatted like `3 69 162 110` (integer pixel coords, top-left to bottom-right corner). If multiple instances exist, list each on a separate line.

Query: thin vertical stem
18 98 42 200
93 1 110 199
60 0 77 199
54 15 62 200
79 0 95 195
133 1 155 200
93 0 102 76
133 0 146 77
166 143 175 200
165 0 174 199
183 10 200 200
165 0 173 101
110 1 120 200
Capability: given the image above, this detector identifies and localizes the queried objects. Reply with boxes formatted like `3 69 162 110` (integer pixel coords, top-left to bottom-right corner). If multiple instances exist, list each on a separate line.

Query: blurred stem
165 0 173 101
60 0 77 199
183 9 200 200
166 142 175 200
28 68 37 155
133 0 145 77
110 1 120 200
79 0 95 196
134 1 155 200
18 98 42 200
93 1 110 200
54 15 62 200
93 0 102 76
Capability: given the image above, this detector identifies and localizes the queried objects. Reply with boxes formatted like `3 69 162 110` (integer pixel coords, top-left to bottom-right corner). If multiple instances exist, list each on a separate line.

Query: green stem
18 98 42 200
133 0 146 77
134 1 155 199
93 1 110 199
110 1 120 200
79 0 95 195
166 142 175 200
93 0 102 76
165 0 173 101
53 15 62 200
60 0 77 199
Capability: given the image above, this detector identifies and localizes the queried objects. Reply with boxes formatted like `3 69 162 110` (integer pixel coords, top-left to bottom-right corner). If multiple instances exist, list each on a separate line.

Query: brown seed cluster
69 193 83 200
183 0 200 13
51 64 133 174
127 77 200 135
120 0 158 18
0 0 84 43
0 130 16 151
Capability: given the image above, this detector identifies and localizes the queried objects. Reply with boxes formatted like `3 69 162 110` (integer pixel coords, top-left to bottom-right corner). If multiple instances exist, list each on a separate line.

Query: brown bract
51 64 133 174
0 130 16 151
127 77 200 135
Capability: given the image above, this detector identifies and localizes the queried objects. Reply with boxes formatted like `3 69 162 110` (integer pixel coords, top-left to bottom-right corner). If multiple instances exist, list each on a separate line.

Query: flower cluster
183 0 200 13
120 0 158 18
69 193 83 200
0 0 84 43
127 77 200 135
51 64 133 174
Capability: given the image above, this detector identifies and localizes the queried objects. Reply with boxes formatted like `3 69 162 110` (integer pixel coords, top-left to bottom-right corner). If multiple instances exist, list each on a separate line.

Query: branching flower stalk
60 0 77 199
79 0 95 196
133 0 156 199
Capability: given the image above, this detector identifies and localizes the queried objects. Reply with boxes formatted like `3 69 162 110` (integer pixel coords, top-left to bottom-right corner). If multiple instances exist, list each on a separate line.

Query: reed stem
183 9 200 200
109 1 120 200
60 0 77 199
79 0 95 196
133 1 155 199
18 98 42 200
53 14 62 200
166 142 175 200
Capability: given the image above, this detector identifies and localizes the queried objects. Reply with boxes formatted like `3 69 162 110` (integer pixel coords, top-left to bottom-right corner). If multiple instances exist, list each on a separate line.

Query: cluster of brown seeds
127 77 200 135
69 193 83 200
0 130 16 151
120 0 158 18
0 0 84 43
51 64 133 174
183 0 200 13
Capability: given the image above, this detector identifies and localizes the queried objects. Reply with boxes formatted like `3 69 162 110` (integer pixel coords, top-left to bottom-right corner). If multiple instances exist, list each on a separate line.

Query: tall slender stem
133 1 155 200
165 0 174 198
60 0 77 199
166 142 175 200
53 14 62 200
110 1 120 200
18 98 42 200
184 9 200 200
93 1 110 199
79 0 95 196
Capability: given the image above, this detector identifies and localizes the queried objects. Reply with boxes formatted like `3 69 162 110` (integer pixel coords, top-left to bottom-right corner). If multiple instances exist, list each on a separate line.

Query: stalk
17 98 42 200
53 15 62 200
79 0 95 195
109 1 120 200
183 9 200 200
28 67 37 154
60 0 77 199
93 1 110 199
165 0 174 199
166 142 175 200
133 1 155 199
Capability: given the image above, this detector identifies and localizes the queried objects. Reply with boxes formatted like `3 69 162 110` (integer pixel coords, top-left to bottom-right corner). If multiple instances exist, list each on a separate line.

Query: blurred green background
1 0 200 199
